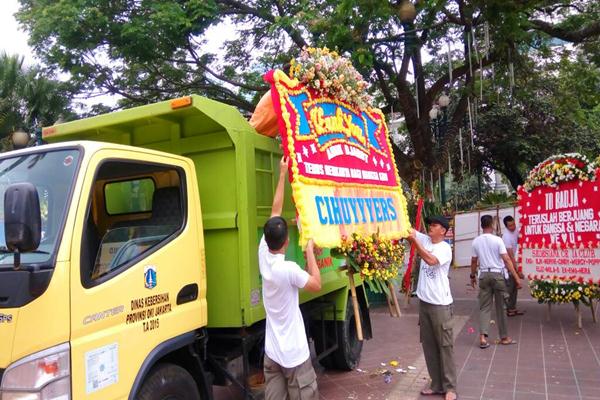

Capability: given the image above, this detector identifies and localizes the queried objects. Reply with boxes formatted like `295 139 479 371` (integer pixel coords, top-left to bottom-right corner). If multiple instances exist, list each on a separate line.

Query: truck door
69 150 206 399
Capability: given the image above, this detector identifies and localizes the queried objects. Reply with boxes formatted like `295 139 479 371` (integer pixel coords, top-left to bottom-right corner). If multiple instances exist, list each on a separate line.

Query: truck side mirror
4 182 41 252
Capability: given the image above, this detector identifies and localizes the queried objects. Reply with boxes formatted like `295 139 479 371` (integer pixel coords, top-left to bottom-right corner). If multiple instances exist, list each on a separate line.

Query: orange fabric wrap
249 91 279 137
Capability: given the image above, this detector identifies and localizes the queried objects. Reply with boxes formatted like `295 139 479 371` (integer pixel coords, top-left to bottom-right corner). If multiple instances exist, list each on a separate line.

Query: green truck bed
44 95 348 328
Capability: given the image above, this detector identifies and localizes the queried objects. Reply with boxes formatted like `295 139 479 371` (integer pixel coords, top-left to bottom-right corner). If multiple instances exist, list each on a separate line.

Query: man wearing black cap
407 215 457 400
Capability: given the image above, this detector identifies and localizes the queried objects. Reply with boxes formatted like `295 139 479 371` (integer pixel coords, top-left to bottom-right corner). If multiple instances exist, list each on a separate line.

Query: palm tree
0 54 25 137
0 52 74 151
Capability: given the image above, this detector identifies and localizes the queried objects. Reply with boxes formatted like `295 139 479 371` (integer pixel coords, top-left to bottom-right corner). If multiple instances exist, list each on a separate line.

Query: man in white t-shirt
470 215 521 349
259 156 322 400
407 216 457 400
502 215 525 317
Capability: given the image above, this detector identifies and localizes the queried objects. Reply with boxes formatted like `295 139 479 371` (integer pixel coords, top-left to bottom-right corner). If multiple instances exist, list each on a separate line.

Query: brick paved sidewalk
216 267 600 400
446 268 600 400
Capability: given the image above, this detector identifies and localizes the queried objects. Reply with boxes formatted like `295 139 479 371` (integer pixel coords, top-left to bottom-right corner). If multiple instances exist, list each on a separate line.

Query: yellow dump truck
0 95 372 399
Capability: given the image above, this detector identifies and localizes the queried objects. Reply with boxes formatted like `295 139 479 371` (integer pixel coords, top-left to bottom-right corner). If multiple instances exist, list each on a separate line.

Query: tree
472 47 600 189
15 0 600 182
0 52 75 150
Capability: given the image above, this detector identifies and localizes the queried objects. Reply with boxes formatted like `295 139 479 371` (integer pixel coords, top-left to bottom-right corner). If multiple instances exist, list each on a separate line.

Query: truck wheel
315 298 363 371
137 363 201 400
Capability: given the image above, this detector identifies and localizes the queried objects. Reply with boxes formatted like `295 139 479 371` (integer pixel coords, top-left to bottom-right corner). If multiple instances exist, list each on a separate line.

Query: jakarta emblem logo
144 266 157 289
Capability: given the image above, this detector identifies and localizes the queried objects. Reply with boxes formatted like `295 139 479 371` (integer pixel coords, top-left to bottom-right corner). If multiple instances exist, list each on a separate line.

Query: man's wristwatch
470 273 476 279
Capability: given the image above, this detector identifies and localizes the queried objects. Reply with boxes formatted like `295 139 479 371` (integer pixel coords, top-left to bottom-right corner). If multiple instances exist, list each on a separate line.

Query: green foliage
474 53 600 189
406 198 444 227
477 191 515 208
445 174 489 212
0 52 74 150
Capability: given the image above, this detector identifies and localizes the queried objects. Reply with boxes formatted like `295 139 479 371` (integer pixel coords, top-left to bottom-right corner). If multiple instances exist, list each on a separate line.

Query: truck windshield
0 148 81 267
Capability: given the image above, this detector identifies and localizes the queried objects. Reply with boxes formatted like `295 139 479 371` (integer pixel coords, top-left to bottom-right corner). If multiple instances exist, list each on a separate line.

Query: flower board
518 153 600 310
265 69 410 248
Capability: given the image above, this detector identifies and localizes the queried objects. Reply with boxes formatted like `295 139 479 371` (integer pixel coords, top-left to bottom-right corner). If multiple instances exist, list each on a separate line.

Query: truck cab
0 142 208 399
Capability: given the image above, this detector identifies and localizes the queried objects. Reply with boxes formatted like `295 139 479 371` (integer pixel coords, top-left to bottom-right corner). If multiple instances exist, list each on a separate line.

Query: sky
1 0 36 65
0 0 120 109
0 0 237 110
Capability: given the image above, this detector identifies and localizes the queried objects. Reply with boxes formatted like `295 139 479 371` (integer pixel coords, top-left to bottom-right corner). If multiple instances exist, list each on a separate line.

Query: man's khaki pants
264 354 318 400
419 300 457 394
505 274 518 311
478 272 508 338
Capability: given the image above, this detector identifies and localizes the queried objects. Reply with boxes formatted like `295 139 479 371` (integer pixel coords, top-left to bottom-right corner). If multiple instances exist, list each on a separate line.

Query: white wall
453 206 520 267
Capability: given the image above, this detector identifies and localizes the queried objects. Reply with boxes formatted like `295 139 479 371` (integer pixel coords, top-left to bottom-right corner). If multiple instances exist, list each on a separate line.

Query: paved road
216 267 600 400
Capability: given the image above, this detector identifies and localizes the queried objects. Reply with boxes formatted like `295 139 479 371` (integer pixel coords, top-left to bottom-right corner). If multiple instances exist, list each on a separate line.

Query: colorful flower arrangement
522 153 596 192
529 277 600 306
410 179 423 201
289 47 372 111
331 232 405 294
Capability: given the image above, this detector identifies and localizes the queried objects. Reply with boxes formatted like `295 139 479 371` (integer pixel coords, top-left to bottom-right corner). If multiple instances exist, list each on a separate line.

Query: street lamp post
398 2 452 206
35 124 44 146
398 1 417 52
429 94 450 205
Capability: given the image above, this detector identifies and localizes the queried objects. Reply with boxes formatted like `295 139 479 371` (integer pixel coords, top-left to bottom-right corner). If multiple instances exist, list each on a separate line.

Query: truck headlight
1 343 70 400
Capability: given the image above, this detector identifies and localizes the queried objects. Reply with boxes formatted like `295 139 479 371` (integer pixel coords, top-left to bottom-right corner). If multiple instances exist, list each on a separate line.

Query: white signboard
521 247 600 282
85 343 119 394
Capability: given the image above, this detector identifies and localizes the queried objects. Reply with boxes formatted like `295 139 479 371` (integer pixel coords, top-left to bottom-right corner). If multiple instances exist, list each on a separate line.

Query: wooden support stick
347 271 364 341
592 299 598 324
546 303 552 322
404 280 411 307
389 282 402 318
386 290 396 317
575 302 582 329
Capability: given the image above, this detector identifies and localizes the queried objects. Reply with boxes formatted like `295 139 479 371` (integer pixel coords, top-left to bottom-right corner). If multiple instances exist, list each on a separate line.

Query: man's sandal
479 341 490 349
420 388 445 396
500 338 518 345
445 391 458 400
